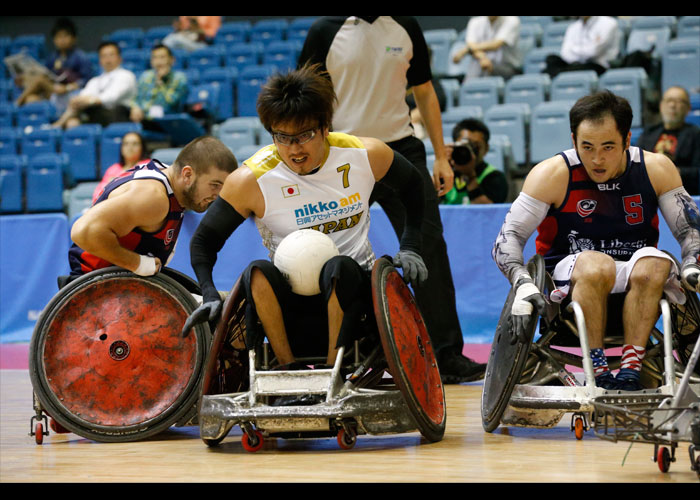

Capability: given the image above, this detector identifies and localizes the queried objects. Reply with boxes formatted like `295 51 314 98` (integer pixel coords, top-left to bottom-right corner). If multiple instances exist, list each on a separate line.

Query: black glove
510 274 546 344
393 249 428 288
181 298 222 338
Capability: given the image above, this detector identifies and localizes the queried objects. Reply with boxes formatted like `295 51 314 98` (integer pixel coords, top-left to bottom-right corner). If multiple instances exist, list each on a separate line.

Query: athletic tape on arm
658 186 700 267
492 192 549 283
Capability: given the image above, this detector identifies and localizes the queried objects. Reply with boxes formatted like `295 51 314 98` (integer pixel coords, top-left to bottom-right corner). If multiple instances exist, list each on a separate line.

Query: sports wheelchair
481 253 700 448
28 266 212 444
197 256 446 451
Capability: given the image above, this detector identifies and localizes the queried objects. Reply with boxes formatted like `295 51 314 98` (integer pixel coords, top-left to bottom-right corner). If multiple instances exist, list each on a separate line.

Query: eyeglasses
662 97 690 106
272 128 318 146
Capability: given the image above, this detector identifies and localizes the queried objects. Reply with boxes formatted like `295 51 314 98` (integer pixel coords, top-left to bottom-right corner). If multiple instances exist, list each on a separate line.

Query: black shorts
240 255 375 357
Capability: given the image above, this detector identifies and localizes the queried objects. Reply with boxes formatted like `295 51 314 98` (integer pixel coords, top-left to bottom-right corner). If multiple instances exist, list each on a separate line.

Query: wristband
134 254 158 276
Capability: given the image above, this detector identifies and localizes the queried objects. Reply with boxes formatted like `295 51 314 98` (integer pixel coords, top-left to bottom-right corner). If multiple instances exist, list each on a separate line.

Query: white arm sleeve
658 186 700 267
492 192 550 284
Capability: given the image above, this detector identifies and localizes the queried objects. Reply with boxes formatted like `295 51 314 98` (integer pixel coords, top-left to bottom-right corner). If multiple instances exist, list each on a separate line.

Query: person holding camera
443 118 509 204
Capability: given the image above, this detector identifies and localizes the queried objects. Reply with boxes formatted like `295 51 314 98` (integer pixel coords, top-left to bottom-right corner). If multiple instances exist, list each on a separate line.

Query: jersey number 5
623 194 644 225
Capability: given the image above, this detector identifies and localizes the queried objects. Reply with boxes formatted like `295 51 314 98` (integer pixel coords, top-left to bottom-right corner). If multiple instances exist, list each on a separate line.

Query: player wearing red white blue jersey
68 136 237 278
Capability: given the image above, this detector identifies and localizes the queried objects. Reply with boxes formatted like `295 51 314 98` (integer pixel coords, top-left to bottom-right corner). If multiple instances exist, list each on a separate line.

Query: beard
181 179 211 213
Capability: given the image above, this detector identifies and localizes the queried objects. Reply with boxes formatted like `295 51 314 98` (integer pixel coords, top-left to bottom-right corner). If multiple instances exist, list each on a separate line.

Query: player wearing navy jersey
182 64 427 368
69 136 237 278
493 90 700 391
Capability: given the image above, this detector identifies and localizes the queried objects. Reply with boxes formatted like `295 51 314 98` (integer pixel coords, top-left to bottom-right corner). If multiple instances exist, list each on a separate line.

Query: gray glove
393 250 428 288
510 274 546 344
681 262 700 291
181 299 222 338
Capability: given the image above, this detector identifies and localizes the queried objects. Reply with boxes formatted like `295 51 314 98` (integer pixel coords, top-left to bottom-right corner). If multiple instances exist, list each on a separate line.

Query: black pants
240 256 375 358
372 135 464 361
544 55 606 79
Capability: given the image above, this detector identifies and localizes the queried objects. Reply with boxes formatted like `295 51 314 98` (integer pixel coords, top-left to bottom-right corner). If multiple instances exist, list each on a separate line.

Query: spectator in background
451 16 522 81
443 118 508 205
92 131 150 203
15 17 93 113
129 44 189 128
638 86 700 195
545 16 621 78
52 41 136 129
162 16 222 53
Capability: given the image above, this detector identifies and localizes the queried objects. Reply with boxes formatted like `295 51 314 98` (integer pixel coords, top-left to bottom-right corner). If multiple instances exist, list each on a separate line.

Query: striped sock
590 348 609 376
620 344 646 372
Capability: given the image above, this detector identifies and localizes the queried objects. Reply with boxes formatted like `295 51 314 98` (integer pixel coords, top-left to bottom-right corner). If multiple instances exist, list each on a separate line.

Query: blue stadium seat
100 122 142 175
442 105 485 136
599 67 648 127
250 19 288 46
9 34 45 59
505 73 551 109
0 102 15 128
143 26 174 48
214 21 252 46
661 38 700 93
458 76 505 110
16 101 56 129
484 103 530 165
530 100 575 164
201 67 239 120
186 46 225 72
216 117 257 151
485 134 515 174
187 83 222 121
20 127 61 157
424 29 458 77
520 16 553 28
522 46 559 74
519 23 543 48
625 26 671 58
630 16 677 32
61 124 101 182
551 70 598 102
287 17 318 43
106 28 144 51
25 153 68 212
0 154 25 213
121 48 150 73
677 16 700 40
66 181 100 222
235 144 264 162
541 21 574 50
237 65 278 117
263 40 302 73
439 78 461 110
0 127 20 155
183 67 200 86
151 147 182 166
225 42 265 72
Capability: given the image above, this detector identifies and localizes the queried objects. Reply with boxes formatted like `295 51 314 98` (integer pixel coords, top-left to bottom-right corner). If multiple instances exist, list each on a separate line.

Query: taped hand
681 262 700 292
393 250 428 288
181 299 222 338
510 274 546 344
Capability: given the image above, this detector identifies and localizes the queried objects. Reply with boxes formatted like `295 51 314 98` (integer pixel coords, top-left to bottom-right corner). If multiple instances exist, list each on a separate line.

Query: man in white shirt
452 16 522 80
53 41 137 129
545 16 621 78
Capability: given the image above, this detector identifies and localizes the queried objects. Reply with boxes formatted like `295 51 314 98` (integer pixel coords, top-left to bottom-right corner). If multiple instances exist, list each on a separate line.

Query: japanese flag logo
282 184 300 198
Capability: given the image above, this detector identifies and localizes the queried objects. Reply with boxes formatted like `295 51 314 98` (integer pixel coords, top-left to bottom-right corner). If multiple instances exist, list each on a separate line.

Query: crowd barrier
0 203 689 343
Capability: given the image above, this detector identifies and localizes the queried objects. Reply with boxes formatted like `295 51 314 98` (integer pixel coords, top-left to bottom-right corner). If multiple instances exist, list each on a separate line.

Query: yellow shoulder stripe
327 132 365 150
244 145 282 179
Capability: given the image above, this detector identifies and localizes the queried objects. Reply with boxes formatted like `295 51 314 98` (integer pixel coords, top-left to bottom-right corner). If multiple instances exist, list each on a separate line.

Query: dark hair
51 17 77 38
569 90 633 143
151 43 173 58
97 40 121 56
452 118 491 143
256 63 337 133
173 136 238 175
119 132 148 166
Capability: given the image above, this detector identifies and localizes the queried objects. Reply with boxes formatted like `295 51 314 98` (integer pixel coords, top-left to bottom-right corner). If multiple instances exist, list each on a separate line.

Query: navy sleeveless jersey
536 147 659 272
68 160 184 275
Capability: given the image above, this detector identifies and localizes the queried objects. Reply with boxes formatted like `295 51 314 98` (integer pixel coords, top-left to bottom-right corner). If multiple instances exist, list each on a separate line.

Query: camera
451 140 475 166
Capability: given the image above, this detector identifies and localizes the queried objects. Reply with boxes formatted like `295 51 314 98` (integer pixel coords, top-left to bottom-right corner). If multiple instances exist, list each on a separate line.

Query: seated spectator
545 16 620 78
452 16 522 81
129 44 189 129
15 17 93 113
162 16 222 52
638 86 700 195
52 41 137 129
92 131 150 203
442 118 508 204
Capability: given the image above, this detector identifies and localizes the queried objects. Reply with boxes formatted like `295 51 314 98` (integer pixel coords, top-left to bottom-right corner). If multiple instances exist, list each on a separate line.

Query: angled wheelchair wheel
28 267 210 442
372 257 446 442
481 254 546 433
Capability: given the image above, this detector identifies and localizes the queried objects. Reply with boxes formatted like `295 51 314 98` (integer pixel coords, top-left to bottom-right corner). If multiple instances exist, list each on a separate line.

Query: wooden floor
1 369 697 484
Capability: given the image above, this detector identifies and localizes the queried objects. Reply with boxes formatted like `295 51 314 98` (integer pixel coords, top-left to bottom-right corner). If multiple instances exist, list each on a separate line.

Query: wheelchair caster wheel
573 417 585 440
337 428 357 450
657 446 671 473
242 430 264 452
34 422 44 445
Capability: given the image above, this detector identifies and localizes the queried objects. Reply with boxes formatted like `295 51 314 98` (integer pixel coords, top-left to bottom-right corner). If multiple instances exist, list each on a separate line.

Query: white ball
274 229 340 296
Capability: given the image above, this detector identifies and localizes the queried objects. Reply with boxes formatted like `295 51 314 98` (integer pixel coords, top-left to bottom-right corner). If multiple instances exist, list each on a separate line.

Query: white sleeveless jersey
245 132 377 271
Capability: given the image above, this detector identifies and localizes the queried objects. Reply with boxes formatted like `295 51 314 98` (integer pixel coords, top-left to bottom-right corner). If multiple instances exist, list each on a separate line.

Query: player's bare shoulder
522 154 570 206
643 149 683 196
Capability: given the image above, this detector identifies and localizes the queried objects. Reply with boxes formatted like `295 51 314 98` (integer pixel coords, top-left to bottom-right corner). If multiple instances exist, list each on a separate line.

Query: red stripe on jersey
536 216 558 256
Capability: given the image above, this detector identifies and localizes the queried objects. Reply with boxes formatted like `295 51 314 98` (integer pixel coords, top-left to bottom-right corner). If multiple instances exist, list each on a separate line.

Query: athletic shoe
615 368 644 391
594 371 617 390
439 351 486 384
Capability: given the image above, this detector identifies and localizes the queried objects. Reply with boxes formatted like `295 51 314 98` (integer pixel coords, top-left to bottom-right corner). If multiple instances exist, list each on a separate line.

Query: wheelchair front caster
656 446 672 473
30 414 48 445
570 413 587 440
337 428 357 450
242 429 264 452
